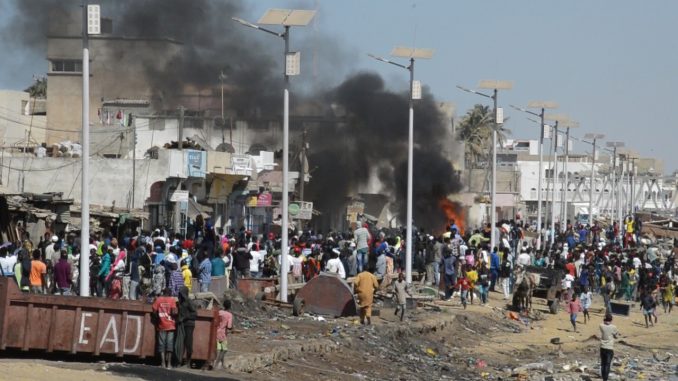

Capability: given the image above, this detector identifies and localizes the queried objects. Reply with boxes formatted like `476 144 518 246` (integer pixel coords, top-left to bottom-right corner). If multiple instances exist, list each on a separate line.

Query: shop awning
187 198 213 220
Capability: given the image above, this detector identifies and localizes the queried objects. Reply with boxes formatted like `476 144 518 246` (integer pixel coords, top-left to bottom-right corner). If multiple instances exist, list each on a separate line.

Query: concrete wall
0 90 47 146
46 36 181 144
1 151 171 210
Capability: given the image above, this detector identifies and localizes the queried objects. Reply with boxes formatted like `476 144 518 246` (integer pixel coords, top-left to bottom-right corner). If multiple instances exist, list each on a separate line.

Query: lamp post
510 101 558 251
544 114 571 243
582 134 604 226
233 8 316 302
369 46 433 284
559 120 579 232
456 80 512 250
606 141 624 242
80 2 101 297
629 156 638 213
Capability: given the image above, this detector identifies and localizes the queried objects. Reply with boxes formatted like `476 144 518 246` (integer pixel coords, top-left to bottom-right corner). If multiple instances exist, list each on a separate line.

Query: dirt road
1 290 675 380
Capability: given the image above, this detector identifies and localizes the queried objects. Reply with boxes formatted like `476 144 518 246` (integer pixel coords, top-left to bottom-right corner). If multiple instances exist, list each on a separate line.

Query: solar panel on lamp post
510 101 558 251
233 8 316 302
457 80 513 251
368 46 433 284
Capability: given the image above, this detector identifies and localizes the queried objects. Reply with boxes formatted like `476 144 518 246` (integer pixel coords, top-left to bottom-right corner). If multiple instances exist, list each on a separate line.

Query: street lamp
369 46 433 284
559 119 579 232
510 101 558 251
582 133 604 226
80 1 101 297
544 114 570 244
233 8 316 302
606 141 624 242
456 80 513 250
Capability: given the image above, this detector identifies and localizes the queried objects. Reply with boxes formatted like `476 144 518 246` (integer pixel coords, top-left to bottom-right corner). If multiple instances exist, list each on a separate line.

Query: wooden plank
22 303 33 351
118 312 127 357
71 307 81 354
47 305 58 352
94 309 104 355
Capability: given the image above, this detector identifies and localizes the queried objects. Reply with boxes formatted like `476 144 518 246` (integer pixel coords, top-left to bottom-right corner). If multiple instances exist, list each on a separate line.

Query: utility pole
178 106 185 150
549 122 559 245
299 128 307 202
131 113 136 209
79 0 97 297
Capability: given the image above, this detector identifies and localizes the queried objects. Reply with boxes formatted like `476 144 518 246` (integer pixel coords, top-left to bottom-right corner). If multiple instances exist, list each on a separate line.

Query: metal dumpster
0 278 217 361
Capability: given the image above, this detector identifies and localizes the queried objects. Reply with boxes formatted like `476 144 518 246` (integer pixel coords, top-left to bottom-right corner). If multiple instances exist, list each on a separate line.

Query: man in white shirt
0 247 16 277
326 249 346 279
46 236 59 263
353 224 370 273
517 251 531 267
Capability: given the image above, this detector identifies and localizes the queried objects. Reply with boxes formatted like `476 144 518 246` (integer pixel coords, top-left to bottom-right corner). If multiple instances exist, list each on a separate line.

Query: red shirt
216 310 233 341
565 262 576 277
454 278 471 291
152 296 177 331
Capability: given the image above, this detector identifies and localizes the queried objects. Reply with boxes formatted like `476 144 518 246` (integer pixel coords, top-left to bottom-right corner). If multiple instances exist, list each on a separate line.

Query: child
580 286 593 323
640 289 655 328
454 273 472 309
152 288 177 369
392 272 412 321
566 294 583 332
465 265 478 305
213 299 233 370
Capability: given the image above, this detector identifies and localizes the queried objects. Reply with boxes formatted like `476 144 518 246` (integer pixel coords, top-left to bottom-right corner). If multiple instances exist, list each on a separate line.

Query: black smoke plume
307 73 462 232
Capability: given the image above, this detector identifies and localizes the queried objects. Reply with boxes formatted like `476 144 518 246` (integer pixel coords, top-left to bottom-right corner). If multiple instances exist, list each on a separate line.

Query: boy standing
599 314 620 381
213 299 233 370
152 288 177 368
392 272 412 321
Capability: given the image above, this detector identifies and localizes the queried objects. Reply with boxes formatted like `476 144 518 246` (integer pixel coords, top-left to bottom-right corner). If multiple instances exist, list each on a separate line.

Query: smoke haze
3 0 461 231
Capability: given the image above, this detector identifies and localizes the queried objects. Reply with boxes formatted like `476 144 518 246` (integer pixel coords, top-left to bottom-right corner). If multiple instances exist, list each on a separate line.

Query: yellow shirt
181 265 192 291
466 270 478 288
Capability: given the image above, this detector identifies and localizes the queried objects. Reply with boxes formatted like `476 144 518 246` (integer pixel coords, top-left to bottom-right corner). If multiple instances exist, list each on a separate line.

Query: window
50 59 82 73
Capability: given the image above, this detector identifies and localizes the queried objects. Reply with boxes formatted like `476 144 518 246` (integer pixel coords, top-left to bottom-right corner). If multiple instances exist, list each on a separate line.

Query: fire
439 198 465 235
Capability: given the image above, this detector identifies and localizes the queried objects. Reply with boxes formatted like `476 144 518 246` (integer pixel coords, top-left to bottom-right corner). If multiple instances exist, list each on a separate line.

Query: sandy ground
0 360 143 381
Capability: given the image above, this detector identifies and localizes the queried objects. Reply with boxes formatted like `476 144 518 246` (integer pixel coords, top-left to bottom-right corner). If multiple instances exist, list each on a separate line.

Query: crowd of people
0 212 674 376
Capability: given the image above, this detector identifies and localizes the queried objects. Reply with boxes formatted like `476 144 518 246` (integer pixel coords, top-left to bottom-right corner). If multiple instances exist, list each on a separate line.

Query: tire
293 297 305 316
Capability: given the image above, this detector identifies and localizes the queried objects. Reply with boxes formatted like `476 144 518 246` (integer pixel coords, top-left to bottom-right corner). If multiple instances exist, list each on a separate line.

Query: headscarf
106 249 127 282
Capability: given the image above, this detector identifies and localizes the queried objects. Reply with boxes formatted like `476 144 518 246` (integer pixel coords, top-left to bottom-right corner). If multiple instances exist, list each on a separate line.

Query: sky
1 0 676 172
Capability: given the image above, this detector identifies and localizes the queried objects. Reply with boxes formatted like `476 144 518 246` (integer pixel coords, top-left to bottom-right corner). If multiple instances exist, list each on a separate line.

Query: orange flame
438 199 465 236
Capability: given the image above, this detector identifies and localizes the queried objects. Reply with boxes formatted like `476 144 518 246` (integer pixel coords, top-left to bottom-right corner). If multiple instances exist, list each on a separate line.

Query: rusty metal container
237 277 276 299
0 278 217 361
191 275 230 298
294 273 357 317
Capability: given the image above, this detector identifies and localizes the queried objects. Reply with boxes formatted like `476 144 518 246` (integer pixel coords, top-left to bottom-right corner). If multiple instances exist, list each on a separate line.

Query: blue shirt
490 252 500 271
442 255 456 276
211 257 226 276
199 258 212 284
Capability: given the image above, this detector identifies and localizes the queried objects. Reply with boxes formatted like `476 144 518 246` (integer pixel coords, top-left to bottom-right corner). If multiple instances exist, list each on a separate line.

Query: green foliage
456 104 509 167
24 77 47 99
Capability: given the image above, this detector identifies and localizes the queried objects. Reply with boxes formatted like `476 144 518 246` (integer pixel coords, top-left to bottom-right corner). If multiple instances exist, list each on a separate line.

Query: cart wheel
293 297 305 316
549 299 559 314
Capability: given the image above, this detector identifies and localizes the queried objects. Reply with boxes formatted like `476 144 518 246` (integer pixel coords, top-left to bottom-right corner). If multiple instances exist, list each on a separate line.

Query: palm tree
457 104 510 167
